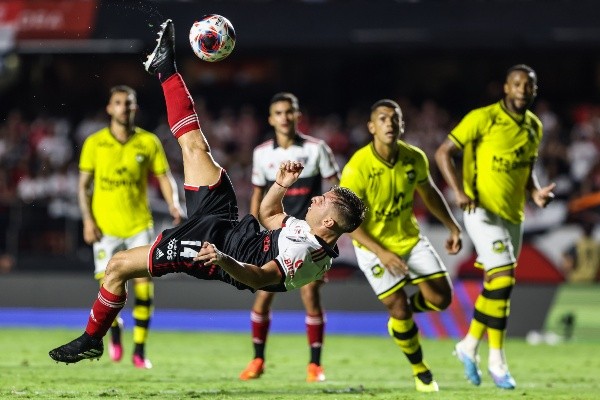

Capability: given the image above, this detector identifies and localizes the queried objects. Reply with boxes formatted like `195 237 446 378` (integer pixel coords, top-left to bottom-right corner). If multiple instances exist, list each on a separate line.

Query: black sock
110 325 121 344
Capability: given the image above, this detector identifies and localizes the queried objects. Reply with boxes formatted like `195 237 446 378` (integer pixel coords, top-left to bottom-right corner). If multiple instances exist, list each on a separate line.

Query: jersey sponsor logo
98 176 141 191
371 264 384 278
166 238 178 261
491 155 532 173
285 187 311 196
368 168 384 180
263 236 271 252
283 258 303 278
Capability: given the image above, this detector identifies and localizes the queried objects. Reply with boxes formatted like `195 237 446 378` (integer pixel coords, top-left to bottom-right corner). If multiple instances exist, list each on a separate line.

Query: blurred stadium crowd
2 81 600 278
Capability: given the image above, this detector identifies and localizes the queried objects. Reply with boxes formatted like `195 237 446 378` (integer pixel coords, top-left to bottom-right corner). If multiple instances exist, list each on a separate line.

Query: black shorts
147 170 253 291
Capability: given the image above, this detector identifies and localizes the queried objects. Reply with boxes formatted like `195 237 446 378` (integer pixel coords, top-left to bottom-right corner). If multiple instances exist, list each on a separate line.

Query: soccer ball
189 14 236 62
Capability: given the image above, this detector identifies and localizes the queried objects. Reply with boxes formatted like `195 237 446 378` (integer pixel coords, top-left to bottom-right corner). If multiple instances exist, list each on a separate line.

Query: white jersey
252 133 339 217
273 216 338 290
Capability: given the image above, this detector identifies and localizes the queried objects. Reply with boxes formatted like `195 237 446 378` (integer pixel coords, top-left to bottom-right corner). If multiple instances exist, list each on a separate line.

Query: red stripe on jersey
182 169 225 191
311 248 327 262
148 232 164 276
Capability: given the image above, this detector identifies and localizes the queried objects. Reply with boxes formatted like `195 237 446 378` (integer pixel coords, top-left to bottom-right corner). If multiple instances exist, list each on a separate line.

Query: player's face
306 191 337 226
503 70 537 114
368 106 404 145
106 92 137 127
268 100 300 136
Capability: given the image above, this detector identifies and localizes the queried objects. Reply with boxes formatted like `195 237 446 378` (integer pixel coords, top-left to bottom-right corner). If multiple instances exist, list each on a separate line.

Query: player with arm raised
239 92 340 383
49 19 365 365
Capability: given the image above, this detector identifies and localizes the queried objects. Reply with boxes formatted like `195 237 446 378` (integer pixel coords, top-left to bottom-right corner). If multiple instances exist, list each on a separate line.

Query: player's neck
110 123 134 143
373 141 398 164
275 131 296 149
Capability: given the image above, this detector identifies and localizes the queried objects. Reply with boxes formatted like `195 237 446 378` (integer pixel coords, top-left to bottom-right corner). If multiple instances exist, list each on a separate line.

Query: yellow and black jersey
340 141 429 256
449 101 543 223
79 127 170 237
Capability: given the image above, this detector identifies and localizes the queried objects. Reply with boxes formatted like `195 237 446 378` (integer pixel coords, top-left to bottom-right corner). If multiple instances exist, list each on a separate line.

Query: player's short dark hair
370 99 401 113
109 85 137 102
506 64 537 85
270 92 299 111
330 186 367 232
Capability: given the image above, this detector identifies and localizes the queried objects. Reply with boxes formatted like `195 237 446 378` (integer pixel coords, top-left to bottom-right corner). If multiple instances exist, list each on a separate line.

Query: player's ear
367 120 375 135
322 216 334 229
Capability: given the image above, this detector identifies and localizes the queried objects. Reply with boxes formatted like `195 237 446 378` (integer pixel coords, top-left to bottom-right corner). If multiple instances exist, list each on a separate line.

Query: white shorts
354 236 448 299
463 207 523 272
93 228 154 278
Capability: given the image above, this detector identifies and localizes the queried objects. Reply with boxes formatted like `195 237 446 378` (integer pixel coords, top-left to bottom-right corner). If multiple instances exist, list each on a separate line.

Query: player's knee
421 290 452 311
105 251 129 281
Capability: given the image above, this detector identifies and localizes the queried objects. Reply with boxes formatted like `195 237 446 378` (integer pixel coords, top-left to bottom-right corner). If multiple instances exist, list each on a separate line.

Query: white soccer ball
189 14 236 62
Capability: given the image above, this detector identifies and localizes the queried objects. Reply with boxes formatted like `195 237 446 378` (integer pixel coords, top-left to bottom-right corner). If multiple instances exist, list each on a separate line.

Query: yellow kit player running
79 85 182 369
340 99 462 393
435 64 555 389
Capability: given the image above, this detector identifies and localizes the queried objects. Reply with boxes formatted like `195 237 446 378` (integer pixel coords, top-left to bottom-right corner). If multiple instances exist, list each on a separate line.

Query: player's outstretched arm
259 161 304 230
416 177 462 255
194 242 282 289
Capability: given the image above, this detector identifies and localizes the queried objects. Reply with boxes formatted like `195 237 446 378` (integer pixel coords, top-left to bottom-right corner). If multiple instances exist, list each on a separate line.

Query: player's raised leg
144 19 222 187
49 245 153 363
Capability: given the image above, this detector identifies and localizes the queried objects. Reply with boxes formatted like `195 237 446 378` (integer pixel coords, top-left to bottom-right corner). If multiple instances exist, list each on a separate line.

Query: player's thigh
107 245 153 281
405 237 452 308
463 207 517 270
93 235 126 278
178 131 223 187
126 229 155 285
354 246 406 300
405 236 449 281
253 290 276 312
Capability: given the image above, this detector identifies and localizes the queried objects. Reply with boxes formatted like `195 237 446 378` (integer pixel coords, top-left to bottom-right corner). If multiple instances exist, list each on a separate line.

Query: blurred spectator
560 221 600 283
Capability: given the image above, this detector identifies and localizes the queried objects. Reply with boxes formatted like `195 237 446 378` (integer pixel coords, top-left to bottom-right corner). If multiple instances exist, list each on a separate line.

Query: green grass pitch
1 328 599 399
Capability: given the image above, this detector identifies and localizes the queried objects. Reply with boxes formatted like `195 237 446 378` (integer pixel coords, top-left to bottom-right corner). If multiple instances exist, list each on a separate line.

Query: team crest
406 169 416 183
96 249 106 261
136 154 145 163
492 240 506 253
371 264 384 278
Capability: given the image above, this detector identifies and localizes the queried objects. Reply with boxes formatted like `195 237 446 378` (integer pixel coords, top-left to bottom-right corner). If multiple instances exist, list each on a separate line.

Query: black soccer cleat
144 19 176 75
49 332 104 364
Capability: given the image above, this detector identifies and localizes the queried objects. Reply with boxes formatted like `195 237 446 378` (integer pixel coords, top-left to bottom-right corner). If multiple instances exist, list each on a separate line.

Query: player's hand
532 183 556 208
455 191 477 213
82 218 102 244
445 230 462 255
193 242 225 265
378 249 409 276
169 203 184 225
275 160 304 188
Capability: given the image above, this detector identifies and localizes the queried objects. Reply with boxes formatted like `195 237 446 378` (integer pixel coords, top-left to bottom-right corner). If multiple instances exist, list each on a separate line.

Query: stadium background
0 0 598 340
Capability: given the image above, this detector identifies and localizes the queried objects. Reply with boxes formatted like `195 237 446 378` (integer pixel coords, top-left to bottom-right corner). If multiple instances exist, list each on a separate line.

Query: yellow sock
388 317 429 375
132 280 154 345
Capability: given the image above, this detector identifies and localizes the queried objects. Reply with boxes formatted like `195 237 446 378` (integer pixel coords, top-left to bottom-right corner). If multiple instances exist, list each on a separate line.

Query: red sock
250 310 270 344
85 286 127 338
161 73 200 138
306 313 325 348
